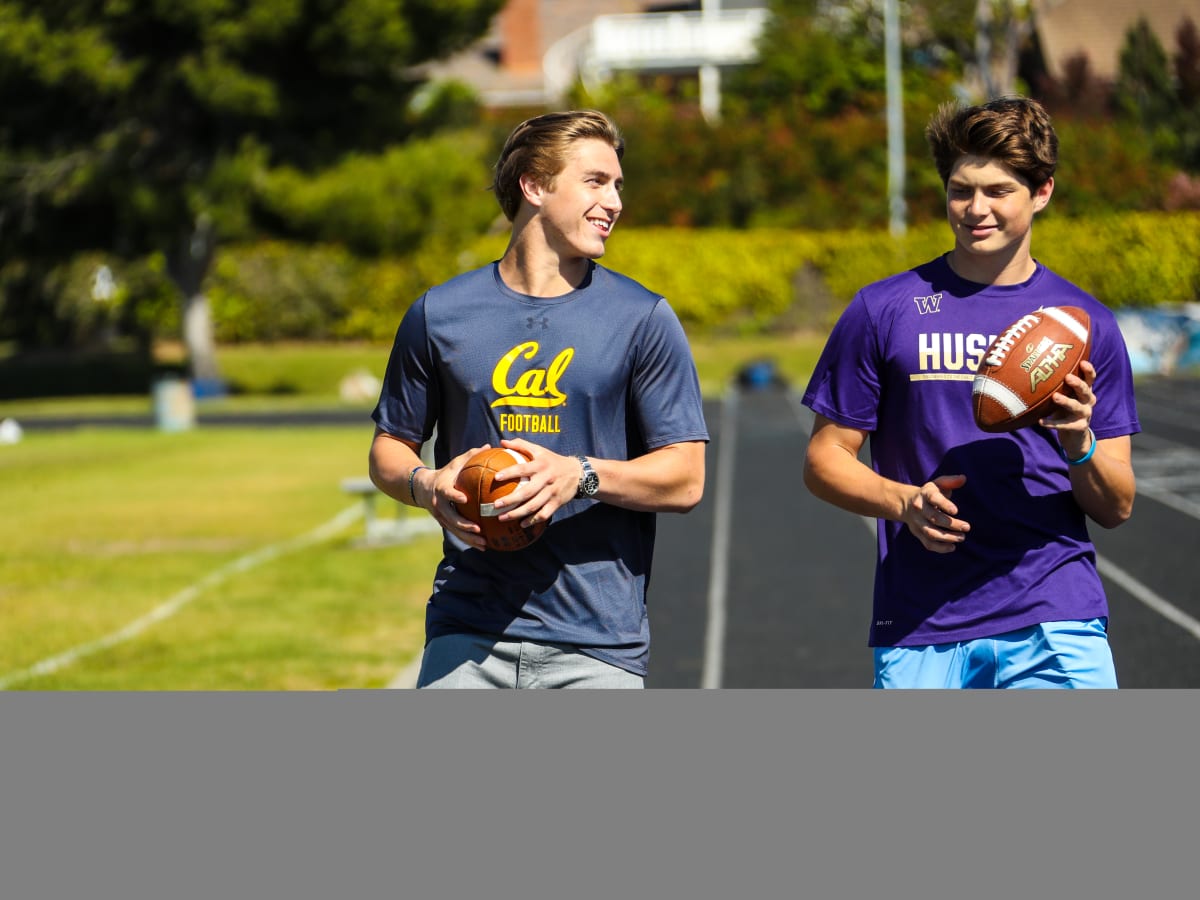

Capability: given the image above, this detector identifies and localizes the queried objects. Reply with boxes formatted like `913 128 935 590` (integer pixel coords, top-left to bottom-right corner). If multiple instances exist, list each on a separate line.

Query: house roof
1032 0 1198 82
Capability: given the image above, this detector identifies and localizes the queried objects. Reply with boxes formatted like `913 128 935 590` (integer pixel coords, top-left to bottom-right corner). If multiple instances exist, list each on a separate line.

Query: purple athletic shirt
802 254 1140 647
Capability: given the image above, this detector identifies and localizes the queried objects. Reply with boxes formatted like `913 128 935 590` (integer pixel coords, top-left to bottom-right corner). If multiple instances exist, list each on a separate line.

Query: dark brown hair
491 110 624 222
926 96 1058 189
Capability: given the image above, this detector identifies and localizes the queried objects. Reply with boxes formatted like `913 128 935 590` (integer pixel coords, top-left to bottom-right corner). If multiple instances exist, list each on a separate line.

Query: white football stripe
973 375 1029 417
1042 306 1089 343
499 448 526 465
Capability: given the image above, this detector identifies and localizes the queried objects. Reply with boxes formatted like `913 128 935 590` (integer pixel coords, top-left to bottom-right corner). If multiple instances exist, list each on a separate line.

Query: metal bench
340 476 440 547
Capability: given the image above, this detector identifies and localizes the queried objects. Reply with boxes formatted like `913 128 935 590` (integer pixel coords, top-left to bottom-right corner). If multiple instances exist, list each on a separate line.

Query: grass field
0 426 440 690
0 334 827 690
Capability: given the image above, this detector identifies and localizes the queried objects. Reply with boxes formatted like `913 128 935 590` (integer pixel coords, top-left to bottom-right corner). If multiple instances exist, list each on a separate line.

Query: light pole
700 0 721 121
884 0 906 236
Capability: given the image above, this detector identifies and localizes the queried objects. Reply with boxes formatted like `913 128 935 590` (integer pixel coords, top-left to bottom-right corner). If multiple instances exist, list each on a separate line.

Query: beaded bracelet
408 465 430 504
1058 429 1097 466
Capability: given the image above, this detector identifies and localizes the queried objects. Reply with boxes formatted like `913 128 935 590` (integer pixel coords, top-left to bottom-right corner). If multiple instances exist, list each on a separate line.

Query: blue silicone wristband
408 465 429 503
1058 429 1097 466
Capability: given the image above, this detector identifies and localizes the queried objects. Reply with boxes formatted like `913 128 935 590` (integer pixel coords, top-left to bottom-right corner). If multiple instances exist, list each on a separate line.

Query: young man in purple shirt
801 97 1139 688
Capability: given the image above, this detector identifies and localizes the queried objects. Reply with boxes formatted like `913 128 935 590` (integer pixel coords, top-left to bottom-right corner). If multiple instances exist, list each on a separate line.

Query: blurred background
1 0 1198 689
3 0 1199 399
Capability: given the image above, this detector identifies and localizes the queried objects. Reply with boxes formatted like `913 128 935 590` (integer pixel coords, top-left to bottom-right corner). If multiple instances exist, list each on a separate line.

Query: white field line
0 504 365 690
701 387 739 690
388 655 423 689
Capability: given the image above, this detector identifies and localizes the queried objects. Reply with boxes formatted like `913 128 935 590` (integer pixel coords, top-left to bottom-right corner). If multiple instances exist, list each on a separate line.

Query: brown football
972 306 1091 433
454 447 546 551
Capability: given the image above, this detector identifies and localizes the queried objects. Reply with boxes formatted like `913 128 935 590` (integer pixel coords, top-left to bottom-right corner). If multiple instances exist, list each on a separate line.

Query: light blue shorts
417 632 644 689
873 618 1117 689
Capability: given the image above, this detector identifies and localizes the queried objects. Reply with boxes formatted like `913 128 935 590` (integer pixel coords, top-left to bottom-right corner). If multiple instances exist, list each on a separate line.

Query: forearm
802 444 914 522
1065 434 1135 528
368 430 427 507
803 416 967 553
590 441 705 514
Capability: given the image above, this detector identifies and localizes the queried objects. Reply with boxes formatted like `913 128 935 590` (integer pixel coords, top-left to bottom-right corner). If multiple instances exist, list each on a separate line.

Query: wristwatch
575 455 600 499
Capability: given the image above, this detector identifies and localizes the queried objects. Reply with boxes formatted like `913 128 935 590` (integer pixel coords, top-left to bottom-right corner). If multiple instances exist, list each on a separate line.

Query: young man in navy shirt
370 110 709 688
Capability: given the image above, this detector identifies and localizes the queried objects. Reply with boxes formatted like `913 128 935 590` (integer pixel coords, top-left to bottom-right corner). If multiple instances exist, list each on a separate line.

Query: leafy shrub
257 129 500 256
1034 212 1200 307
606 214 1200 330
199 211 1200 345
0 251 175 350
206 241 361 342
1052 117 1175 214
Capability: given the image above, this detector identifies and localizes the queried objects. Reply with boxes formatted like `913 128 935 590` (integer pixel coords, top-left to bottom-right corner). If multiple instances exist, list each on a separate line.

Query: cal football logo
490 341 573 410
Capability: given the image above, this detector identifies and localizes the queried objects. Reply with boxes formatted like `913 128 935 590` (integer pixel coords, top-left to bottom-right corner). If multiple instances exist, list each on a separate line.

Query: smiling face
945 154 1053 285
525 138 623 262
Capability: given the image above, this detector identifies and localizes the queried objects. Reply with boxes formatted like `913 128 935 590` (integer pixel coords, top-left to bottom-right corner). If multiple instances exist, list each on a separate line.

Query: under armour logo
526 316 550 330
913 294 943 315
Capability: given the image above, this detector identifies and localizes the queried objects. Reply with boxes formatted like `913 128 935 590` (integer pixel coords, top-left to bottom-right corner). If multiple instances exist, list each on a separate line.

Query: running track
647 376 1200 688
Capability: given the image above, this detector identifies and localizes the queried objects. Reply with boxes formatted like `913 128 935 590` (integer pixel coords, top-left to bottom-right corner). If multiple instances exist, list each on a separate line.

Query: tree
0 0 503 386
1177 18 1200 106
728 0 889 118
969 0 1033 99
1170 17 1200 170
1113 14 1200 173
1114 16 1175 126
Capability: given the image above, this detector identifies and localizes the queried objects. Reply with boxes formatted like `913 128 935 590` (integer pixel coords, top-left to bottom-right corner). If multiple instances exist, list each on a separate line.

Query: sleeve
630 299 710 449
370 293 440 445
1088 305 1141 440
801 291 884 431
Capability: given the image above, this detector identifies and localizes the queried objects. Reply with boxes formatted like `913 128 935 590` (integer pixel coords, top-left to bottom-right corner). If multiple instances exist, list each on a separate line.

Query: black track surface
648 376 1200 688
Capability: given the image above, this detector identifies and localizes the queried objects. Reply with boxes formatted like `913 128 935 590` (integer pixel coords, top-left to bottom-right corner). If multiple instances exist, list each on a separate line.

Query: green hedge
592 212 1200 331
1033 212 1200 308
203 211 1200 342
0 347 157 400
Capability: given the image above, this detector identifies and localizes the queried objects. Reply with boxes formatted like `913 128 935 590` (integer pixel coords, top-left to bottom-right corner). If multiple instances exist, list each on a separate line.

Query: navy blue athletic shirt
373 261 709 675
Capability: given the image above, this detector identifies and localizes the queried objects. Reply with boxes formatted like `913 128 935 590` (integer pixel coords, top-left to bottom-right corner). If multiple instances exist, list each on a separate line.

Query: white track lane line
787 392 877 535
397 393 746 691
0 504 365 690
395 395 1200 691
1127 432 1200 521
701 387 739 689
1097 558 1200 642
788 393 1200 642
1132 398 1200 435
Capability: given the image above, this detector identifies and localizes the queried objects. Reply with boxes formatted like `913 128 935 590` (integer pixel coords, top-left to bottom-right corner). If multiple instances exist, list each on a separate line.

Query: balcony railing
545 8 769 102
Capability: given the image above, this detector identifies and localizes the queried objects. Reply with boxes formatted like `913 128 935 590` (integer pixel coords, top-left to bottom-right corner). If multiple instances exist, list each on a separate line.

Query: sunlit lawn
0 426 439 690
0 334 827 690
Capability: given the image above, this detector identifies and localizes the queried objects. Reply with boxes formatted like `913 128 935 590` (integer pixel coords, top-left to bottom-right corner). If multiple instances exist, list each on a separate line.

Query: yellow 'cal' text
490 341 573 409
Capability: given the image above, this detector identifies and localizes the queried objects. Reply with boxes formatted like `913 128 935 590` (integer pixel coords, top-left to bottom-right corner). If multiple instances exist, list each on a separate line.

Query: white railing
545 8 769 102
590 9 768 71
